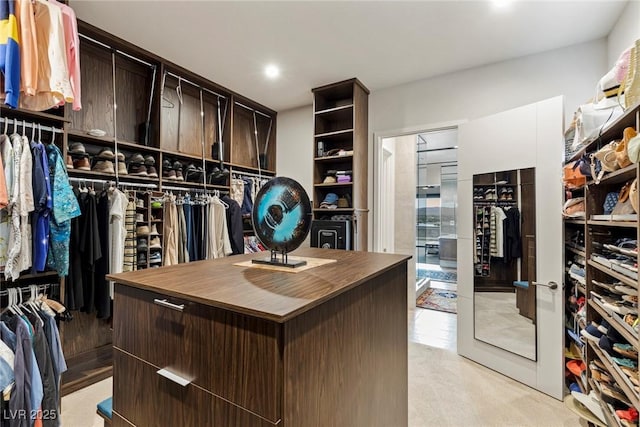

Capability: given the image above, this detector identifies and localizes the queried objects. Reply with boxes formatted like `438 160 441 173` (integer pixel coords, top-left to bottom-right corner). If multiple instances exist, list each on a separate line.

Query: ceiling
70 1 628 112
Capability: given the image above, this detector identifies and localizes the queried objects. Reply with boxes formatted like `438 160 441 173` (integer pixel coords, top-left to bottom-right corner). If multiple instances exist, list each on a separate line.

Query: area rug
416 287 457 314
417 269 457 283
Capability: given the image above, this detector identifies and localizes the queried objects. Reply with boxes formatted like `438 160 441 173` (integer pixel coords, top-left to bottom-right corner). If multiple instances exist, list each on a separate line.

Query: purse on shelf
563 197 585 218
630 178 638 214
627 133 640 163
624 39 640 109
615 127 637 168
603 192 619 214
591 141 620 184
611 181 636 215
564 161 586 189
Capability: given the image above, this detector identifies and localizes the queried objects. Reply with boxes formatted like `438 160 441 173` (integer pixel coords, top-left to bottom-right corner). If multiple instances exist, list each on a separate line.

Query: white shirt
109 189 128 297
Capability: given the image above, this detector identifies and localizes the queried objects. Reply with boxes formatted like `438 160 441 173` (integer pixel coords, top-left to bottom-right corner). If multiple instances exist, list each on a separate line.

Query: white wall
607 0 640 65
275 105 313 199
277 39 608 250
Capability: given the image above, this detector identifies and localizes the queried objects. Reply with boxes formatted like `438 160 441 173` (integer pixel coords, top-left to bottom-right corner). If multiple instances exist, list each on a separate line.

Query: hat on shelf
97 147 115 160
319 193 339 209
337 196 350 208
323 175 337 184
68 142 86 154
337 175 351 183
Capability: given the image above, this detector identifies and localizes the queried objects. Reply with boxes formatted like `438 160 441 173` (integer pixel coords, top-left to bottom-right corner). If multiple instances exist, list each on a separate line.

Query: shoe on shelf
136 198 145 208
117 161 128 175
68 142 86 154
149 236 162 249
147 165 158 178
149 251 162 264
150 224 160 236
129 164 148 176
92 160 115 174
175 169 184 182
151 200 163 209
136 225 150 236
612 357 638 369
616 407 639 423
137 240 148 252
97 147 115 160
137 253 147 265
136 213 144 222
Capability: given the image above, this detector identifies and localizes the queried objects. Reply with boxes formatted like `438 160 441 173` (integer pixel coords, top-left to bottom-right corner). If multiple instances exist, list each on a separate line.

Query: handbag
615 127 638 168
563 161 586 189
572 97 624 150
590 142 620 184
612 181 635 215
563 197 585 218
630 179 638 214
628 134 640 163
603 192 619 214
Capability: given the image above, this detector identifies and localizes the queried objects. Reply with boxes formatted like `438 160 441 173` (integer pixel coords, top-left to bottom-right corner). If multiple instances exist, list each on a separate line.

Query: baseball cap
320 193 339 209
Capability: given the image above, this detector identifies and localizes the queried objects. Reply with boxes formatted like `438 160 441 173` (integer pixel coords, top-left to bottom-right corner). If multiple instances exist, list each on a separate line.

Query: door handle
156 368 191 387
531 281 558 290
153 298 185 312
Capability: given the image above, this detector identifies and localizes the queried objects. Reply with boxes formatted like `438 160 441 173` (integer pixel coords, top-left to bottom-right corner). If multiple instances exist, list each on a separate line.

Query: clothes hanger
31 121 35 141
176 76 184 106
160 71 175 109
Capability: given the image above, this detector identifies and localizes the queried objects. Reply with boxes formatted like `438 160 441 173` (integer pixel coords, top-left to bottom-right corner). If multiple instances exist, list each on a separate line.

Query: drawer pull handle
156 369 191 387
153 298 185 312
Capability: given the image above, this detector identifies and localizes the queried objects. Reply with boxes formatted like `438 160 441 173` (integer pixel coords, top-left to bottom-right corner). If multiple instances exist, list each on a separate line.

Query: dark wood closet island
106 247 409 427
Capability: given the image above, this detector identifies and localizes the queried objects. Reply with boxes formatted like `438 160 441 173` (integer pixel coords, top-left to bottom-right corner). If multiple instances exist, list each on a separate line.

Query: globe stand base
252 250 307 268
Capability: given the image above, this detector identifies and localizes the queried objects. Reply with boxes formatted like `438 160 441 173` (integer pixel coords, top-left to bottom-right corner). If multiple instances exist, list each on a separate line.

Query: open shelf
314 154 354 162
588 340 640 410
587 220 638 228
587 163 637 186
314 182 353 188
314 129 354 139
313 208 354 213
588 260 638 288
564 219 586 225
1 105 69 123
566 246 586 258
589 299 639 351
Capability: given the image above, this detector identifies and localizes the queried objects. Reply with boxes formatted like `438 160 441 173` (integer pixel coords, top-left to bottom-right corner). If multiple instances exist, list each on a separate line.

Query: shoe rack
563 102 640 425
134 191 165 270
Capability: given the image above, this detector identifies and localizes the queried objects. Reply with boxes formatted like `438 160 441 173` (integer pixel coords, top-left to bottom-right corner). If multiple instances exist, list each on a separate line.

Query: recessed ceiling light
492 0 513 9
265 64 280 79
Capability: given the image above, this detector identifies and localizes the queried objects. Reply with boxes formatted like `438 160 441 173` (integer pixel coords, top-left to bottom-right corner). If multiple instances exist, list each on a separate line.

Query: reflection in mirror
473 168 537 360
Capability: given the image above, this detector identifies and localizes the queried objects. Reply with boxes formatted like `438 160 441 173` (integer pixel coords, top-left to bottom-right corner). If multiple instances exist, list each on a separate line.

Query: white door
457 96 564 399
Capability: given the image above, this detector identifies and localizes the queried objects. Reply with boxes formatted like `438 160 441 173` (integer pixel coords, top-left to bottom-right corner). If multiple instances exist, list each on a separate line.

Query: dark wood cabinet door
113 285 282 422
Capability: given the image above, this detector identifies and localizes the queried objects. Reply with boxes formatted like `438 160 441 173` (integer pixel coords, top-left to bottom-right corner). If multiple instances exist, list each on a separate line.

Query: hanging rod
0 283 54 297
68 177 158 189
234 101 271 119
161 185 223 193
0 118 63 134
232 170 274 180
166 72 227 99
79 33 156 69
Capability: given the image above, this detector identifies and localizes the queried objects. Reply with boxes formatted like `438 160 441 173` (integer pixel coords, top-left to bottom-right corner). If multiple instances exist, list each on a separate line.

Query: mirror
473 168 537 360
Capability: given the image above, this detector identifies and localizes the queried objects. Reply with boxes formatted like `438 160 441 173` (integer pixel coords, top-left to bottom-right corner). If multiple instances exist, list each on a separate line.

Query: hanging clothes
222 195 243 255
65 188 85 310
108 187 127 285
162 194 178 266
183 197 195 262
17 135 33 274
0 135 12 271
503 207 522 263
93 191 110 318
20 0 72 111
49 0 81 111
45 143 80 277
14 0 37 98
30 141 51 274
176 200 188 264
0 0 21 108
5 132 23 281
78 190 99 313
122 197 137 272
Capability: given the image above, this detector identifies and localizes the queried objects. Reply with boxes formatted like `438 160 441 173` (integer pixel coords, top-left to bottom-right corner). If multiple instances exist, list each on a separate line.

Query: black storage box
310 220 351 250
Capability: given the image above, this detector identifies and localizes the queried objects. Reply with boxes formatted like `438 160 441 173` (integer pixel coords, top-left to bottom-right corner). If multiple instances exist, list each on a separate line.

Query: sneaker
150 224 159 236
68 142 86 154
129 164 148 176
137 253 147 265
580 324 603 342
149 251 162 264
136 213 144 222
136 198 144 209
616 407 639 422
175 168 184 182
129 153 145 164
136 225 150 236
73 155 90 171
92 160 115 174
137 240 148 252
151 200 163 209
117 161 128 175
97 147 114 160
144 155 156 166
147 166 158 178
149 236 162 249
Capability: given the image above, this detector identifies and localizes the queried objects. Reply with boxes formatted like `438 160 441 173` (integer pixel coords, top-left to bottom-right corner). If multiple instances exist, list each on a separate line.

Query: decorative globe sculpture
251 177 312 267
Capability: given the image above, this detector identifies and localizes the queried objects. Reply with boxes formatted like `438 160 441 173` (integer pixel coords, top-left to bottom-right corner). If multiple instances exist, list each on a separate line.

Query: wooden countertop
107 247 410 323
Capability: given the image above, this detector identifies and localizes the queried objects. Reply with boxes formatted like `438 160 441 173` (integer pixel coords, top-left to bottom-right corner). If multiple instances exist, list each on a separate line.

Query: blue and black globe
252 177 312 253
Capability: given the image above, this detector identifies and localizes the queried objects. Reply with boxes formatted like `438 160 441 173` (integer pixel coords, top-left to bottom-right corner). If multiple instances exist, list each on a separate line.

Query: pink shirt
49 0 81 111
